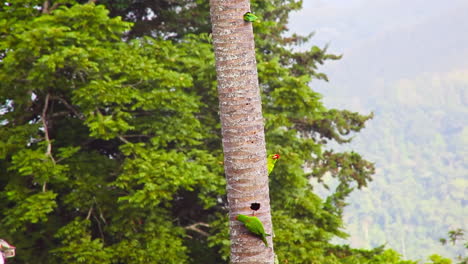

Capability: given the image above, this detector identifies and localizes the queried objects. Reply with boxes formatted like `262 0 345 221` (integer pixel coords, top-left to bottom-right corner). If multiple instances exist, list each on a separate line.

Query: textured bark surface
209 0 275 263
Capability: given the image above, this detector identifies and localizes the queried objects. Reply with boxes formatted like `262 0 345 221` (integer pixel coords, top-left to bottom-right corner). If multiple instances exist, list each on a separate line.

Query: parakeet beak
273 154 280 159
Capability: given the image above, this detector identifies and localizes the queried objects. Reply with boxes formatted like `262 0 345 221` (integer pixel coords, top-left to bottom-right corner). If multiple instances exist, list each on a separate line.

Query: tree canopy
0 1 449 263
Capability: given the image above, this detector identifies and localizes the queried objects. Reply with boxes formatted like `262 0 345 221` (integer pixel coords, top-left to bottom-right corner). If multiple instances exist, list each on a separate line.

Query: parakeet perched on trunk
267 154 280 175
236 214 271 247
243 12 259 22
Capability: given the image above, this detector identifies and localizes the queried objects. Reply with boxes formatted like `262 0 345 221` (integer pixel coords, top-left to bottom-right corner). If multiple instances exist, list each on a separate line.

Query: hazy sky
290 0 468 53
289 0 468 108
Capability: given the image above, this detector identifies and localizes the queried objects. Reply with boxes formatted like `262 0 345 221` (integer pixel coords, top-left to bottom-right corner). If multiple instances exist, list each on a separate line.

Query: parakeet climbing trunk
209 0 275 263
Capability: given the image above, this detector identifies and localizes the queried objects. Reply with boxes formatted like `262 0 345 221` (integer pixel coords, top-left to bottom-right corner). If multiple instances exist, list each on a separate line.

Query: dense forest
318 70 467 261
0 0 465 263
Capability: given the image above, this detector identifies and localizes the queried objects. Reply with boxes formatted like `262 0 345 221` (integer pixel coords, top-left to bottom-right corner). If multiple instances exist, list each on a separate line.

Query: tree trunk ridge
210 0 275 263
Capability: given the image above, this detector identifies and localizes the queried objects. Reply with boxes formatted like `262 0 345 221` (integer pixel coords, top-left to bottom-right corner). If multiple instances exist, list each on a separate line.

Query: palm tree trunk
209 1 275 263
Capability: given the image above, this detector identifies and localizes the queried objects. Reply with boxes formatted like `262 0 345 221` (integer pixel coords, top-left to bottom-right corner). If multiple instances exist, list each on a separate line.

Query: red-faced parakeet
236 214 271 247
267 154 280 175
243 12 259 22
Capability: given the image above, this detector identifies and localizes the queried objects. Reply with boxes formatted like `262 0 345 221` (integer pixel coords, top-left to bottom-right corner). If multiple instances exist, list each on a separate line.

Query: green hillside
320 69 468 260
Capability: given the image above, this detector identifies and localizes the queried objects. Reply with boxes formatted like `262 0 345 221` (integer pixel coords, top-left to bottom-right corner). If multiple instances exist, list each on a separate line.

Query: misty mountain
290 1 468 261
320 2 468 94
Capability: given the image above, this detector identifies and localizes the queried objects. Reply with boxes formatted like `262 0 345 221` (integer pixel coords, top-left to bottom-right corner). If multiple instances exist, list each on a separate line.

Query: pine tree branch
42 0 49 14
51 95 84 120
184 222 210 237
49 2 61 12
41 93 56 192
42 94 55 163
118 136 131 144
42 0 61 14
86 206 93 220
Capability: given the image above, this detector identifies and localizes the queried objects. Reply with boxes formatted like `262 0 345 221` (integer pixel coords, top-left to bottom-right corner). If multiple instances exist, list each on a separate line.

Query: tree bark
209 0 275 263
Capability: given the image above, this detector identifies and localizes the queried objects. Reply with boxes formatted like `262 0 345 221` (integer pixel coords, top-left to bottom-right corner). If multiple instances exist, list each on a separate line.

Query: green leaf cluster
1 2 222 263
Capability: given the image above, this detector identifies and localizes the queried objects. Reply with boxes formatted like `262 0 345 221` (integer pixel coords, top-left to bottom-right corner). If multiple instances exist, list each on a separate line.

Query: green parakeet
243 12 259 22
236 214 271 247
267 154 280 175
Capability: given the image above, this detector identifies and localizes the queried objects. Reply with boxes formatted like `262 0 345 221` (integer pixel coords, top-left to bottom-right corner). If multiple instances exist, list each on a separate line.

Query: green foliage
439 229 468 264
426 254 453 264
368 249 417 264
334 86 467 261
2 191 57 231
0 1 417 264
51 219 113 264
0 2 221 263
